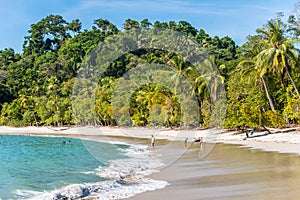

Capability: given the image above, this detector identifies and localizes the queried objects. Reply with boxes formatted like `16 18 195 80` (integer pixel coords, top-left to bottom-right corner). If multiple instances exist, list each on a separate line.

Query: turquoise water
0 135 129 199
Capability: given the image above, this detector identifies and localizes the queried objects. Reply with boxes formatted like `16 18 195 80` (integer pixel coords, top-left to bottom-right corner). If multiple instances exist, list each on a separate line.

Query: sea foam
16 143 168 200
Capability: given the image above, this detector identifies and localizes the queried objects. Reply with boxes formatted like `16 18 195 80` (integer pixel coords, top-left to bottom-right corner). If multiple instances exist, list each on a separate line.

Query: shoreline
1 125 300 156
1 126 300 199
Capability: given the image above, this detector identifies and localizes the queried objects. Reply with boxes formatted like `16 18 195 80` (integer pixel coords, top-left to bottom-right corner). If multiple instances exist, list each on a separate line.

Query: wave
15 143 168 200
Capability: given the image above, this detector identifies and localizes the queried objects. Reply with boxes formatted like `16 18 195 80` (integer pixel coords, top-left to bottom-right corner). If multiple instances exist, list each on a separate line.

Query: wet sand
129 142 300 200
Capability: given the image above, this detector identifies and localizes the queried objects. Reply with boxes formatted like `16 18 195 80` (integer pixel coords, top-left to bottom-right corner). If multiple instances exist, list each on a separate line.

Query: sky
0 0 298 53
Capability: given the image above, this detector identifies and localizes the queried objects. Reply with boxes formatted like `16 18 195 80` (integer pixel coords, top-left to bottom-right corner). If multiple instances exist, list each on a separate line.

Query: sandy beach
1 125 300 155
1 126 300 199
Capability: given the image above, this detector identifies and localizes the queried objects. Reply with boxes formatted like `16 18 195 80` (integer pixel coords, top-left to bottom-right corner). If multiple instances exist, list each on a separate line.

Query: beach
1 126 300 199
1 125 300 155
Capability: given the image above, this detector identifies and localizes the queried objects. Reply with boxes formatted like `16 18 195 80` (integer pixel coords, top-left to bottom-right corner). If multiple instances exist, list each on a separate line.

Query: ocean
0 135 168 200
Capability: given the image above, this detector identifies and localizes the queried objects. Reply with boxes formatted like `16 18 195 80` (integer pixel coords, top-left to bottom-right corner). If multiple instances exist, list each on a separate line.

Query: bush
263 110 285 128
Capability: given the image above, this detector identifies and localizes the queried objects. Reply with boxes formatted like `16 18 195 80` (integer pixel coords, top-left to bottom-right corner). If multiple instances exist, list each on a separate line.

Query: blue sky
0 0 297 53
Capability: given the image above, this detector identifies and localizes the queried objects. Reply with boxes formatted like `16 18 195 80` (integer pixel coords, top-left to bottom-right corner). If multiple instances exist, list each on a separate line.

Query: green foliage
263 110 285 128
0 100 23 126
23 15 70 56
283 86 300 123
225 70 265 128
94 77 116 126
129 83 181 127
226 16 300 128
0 15 299 129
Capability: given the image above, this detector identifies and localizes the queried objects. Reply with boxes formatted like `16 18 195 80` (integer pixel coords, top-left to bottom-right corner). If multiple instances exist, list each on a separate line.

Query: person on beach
193 137 203 150
151 134 155 149
62 140 71 144
193 137 200 142
193 137 203 143
199 137 203 150
243 130 254 140
241 128 249 140
184 138 188 149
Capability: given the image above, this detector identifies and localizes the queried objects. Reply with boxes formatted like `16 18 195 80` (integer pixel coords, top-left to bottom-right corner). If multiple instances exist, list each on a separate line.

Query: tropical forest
1 13 300 129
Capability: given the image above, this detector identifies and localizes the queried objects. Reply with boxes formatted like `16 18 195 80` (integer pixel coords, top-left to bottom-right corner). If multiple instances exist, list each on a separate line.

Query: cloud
242 4 293 16
64 0 233 18
0 0 297 51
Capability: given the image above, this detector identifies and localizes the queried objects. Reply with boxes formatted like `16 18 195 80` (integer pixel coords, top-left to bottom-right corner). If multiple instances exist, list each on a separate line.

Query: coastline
1 126 300 199
1 125 300 156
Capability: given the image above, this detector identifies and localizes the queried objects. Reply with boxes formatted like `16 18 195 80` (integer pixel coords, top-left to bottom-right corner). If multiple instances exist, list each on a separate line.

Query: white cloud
64 0 233 18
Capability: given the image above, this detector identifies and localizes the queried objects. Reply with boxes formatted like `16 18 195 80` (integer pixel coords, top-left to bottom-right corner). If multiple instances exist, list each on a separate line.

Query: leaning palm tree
256 18 300 98
237 59 275 111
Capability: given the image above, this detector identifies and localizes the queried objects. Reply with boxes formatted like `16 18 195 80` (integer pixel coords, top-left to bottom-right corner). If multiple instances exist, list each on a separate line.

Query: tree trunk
33 112 38 127
286 67 300 99
261 77 275 111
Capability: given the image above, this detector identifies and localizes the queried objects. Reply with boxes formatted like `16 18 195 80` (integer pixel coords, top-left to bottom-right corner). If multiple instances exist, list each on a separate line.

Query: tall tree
256 18 300 98
93 18 118 34
0 48 20 69
68 19 82 36
23 15 70 55
175 20 198 37
237 59 276 111
140 18 152 28
124 19 140 30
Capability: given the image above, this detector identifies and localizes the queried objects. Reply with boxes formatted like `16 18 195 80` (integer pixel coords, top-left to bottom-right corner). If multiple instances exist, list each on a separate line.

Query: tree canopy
0 14 299 129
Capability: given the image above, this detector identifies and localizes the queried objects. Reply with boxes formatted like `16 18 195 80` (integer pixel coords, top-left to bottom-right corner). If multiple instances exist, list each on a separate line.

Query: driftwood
269 128 297 134
236 126 299 135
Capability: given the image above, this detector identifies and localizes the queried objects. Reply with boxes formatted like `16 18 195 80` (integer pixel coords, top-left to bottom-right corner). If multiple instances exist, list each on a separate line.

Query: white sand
1 126 300 156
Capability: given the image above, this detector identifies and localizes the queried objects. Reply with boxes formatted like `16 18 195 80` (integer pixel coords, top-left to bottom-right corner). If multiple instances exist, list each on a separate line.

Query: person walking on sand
184 138 188 149
200 137 203 144
151 134 155 149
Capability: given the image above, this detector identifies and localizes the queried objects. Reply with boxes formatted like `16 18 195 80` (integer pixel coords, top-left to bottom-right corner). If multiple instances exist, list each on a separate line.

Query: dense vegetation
1 13 300 129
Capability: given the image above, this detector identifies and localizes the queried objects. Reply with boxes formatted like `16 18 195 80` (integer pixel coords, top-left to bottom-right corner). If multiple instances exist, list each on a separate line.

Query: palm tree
256 18 300 98
237 18 300 111
193 56 224 103
202 57 225 102
167 55 192 95
193 75 207 104
237 59 276 111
